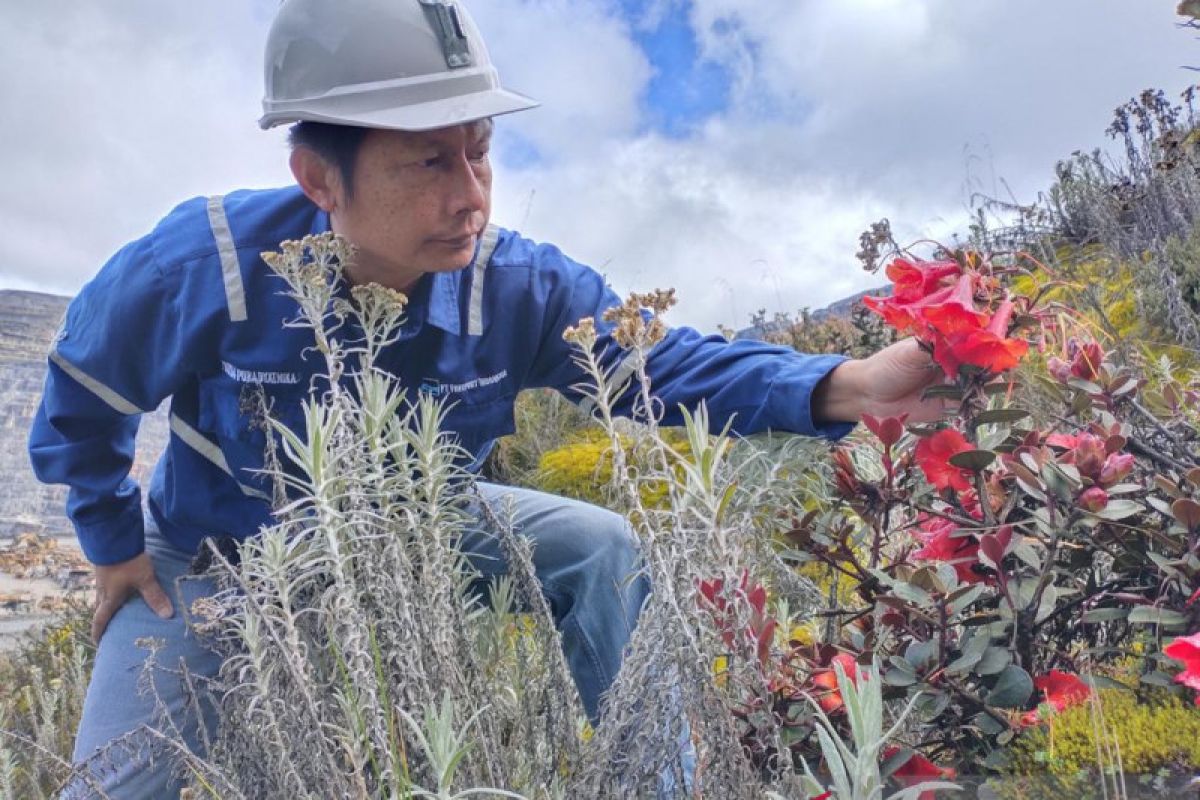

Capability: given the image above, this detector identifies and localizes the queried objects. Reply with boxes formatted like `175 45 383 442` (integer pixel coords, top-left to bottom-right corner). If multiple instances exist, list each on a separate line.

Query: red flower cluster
698 571 777 668
1044 430 1135 512
809 652 860 715
915 428 974 492
864 258 1028 378
1164 631 1200 706
912 515 986 585
1047 338 1104 383
883 745 956 800
1019 669 1092 726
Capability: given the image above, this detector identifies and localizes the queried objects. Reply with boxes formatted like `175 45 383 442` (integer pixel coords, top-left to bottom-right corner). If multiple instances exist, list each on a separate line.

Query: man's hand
814 338 949 425
91 552 173 644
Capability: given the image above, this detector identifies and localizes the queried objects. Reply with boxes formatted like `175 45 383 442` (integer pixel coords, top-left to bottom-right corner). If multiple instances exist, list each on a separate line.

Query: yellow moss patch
1007 687 1200 777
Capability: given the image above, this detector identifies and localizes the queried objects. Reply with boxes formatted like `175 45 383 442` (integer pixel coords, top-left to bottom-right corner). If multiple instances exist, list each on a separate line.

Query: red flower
810 653 860 715
1077 486 1109 513
1164 632 1200 706
884 745 956 799
1049 338 1104 383
1098 452 1135 486
1021 670 1092 725
864 266 980 338
937 298 1029 378
912 516 986 585
1047 431 1135 487
863 283 959 337
1045 432 1080 449
1071 434 1108 479
919 274 989 336
866 260 1028 378
915 429 974 493
886 258 962 303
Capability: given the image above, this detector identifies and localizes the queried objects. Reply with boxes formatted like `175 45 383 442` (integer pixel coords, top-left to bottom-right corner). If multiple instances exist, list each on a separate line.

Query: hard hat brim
259 86 539 132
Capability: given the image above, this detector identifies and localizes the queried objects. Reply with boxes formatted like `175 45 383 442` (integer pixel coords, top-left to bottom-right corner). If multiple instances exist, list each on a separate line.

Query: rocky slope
0 290 168 540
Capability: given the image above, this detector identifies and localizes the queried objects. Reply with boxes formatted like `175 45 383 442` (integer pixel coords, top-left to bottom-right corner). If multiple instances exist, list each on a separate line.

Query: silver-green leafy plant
796 660 959 800
165 234 583 799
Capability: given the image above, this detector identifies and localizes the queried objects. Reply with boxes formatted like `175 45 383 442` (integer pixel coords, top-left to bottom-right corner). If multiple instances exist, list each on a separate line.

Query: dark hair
287 122 371 199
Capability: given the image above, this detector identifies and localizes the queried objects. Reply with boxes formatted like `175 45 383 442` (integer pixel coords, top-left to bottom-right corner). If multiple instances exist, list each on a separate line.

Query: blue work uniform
28 186 852 567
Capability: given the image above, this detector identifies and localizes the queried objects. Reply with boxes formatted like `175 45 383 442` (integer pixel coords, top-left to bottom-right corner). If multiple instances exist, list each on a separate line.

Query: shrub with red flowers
774 248 1200 781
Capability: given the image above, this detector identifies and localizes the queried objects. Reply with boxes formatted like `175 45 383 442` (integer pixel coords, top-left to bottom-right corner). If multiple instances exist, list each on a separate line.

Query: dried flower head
562 316 597 347
602 289 676 349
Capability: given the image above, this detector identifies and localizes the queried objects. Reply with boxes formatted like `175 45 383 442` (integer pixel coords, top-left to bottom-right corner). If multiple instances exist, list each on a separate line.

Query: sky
2 0 1196 332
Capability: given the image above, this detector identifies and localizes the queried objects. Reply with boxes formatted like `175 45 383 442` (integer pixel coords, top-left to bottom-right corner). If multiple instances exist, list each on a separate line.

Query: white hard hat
260 0 538 131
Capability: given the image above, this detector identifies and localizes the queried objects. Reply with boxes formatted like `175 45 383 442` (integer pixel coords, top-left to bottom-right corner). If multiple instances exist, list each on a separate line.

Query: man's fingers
138 575 175 620
91 595 120 644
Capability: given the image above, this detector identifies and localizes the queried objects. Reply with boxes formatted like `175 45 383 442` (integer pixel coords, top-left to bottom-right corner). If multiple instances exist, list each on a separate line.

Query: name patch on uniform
420 369 508 398
222 361 300 385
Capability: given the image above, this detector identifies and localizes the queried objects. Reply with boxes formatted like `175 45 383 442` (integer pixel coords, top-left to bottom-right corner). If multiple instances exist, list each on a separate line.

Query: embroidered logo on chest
222 360 301 386
419 369 508 398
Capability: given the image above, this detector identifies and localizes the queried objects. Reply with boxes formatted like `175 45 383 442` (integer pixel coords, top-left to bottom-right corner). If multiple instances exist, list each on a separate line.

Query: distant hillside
0 290 168 540
734 286 887 341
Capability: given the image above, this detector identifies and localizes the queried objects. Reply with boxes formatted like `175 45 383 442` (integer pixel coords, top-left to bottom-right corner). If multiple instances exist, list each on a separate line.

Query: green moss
1005 687 1200 779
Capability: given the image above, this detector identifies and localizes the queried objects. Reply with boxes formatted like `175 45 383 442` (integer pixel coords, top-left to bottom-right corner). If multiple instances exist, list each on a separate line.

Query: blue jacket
29 186 852 566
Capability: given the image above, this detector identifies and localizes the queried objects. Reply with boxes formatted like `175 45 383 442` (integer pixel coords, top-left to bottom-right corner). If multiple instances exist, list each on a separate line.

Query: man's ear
290 147 343 213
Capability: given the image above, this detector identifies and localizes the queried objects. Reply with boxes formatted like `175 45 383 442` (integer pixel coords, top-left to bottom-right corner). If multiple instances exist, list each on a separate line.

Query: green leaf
1041 462 1079 501
947 650 984 675
923 384 965 400
914 690 951 717
1011 537 1042 570
1081 607 1130 623
1139 671 1177 687
883 667 918 687
976 647 1012 676
973 408 1031 425
1127 607 1190 628
905 639 938 672
1147 495 1175 517
1088 499 1145 521
949 450 997 472
975 711 1007 735
947 584 987 617
891 581 932 608
986 664 1034 708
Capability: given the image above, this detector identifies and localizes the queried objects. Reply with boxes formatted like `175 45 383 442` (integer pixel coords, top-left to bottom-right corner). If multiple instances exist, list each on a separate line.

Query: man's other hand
91 552 173 644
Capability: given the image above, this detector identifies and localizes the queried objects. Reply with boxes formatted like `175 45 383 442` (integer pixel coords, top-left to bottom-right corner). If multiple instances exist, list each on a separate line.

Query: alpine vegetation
167 233 584 799
127 233 955 800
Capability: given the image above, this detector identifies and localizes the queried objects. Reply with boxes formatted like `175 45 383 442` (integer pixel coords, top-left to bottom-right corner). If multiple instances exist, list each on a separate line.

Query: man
29 1 945 796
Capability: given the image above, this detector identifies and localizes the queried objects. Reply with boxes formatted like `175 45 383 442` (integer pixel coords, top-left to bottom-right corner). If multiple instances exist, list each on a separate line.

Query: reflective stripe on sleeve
48 350 147 415
467 224 499 336
169 414 271 501
206 196 249 323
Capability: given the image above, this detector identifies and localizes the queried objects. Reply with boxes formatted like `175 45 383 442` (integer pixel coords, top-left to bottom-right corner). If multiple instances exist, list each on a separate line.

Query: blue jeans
64 482 651 799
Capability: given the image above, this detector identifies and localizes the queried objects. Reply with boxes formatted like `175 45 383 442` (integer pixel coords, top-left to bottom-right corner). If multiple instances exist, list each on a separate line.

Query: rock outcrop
0 290 168 541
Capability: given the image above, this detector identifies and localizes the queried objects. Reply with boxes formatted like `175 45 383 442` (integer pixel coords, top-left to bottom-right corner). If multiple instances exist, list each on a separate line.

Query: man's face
332 120 492 291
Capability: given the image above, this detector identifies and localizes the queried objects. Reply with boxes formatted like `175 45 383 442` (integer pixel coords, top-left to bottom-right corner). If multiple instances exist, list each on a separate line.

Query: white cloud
470 0 652 158
0 1 289 294
1 0 1196 333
